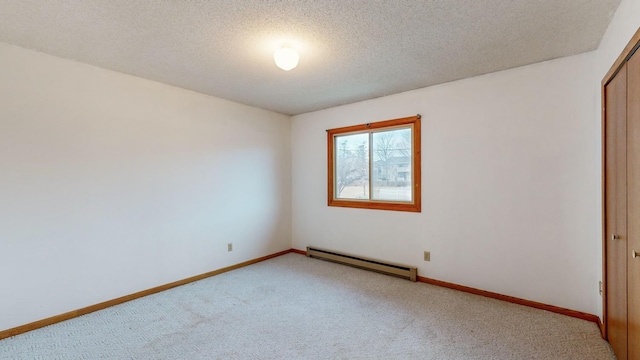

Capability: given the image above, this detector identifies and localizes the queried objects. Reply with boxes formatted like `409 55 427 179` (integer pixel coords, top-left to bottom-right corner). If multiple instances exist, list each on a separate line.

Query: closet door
627 49 640 359
605 63 627 359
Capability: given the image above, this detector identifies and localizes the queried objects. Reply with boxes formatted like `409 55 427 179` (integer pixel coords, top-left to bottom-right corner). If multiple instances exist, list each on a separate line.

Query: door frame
601 27 640 340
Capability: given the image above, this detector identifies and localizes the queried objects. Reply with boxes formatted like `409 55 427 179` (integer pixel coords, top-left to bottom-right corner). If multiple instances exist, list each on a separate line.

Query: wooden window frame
327 115 421 212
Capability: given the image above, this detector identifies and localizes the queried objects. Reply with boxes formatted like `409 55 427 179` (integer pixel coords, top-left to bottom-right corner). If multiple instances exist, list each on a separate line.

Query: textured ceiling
0 0 621 115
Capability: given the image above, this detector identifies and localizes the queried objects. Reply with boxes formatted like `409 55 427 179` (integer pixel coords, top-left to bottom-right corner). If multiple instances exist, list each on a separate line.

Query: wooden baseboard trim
0 249 294 341
293 250 599 324
417 276 600 324
1 249 601 341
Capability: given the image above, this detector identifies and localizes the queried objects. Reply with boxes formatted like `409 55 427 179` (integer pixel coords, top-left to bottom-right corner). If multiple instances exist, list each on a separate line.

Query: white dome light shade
274 47 299 71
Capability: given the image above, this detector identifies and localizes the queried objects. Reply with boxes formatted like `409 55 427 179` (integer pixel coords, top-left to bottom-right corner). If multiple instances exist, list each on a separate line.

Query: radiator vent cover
306 246 417 282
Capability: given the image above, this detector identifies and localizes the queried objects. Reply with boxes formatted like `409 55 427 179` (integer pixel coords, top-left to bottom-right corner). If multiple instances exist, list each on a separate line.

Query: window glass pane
372 127 412 201
334 132 369 199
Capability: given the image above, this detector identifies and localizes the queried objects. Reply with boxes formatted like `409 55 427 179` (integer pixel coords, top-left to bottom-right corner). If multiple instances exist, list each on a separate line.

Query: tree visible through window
327 115 421 212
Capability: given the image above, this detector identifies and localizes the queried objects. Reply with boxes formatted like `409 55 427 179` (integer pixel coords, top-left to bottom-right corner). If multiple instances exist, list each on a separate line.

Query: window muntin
327 115 421 212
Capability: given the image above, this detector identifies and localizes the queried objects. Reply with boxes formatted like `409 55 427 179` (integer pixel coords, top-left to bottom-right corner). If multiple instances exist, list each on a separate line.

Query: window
327 115 421 212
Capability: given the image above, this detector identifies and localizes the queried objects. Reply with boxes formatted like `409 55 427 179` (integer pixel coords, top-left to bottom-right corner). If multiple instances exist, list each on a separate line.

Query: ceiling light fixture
274 45 299 71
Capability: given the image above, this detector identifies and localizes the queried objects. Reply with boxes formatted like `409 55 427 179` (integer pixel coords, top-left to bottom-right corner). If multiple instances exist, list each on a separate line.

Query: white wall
292 52 601 315
0 43 291 331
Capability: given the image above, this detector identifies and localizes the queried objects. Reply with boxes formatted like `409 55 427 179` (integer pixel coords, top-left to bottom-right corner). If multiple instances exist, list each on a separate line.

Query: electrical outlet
599 281 603 295
424 251 430 261
228 243 233 252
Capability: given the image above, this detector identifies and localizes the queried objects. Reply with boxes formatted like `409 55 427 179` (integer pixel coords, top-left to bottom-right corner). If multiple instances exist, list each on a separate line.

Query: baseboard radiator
306 246 417 282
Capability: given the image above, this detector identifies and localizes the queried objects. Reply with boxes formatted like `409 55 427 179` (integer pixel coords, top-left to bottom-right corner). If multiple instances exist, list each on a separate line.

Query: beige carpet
0 253 615 359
